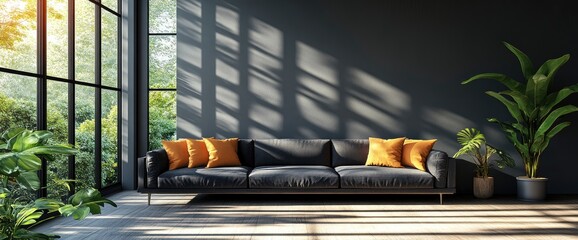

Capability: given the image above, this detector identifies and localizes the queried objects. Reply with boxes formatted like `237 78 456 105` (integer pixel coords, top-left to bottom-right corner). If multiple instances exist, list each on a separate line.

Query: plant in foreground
0 128 116 239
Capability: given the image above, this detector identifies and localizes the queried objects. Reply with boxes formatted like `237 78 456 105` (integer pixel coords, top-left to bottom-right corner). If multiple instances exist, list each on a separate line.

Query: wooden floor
33 191 578 240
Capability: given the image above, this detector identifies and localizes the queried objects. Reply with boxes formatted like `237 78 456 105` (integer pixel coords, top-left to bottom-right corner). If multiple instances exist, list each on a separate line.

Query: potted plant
453 128 514 198
462 42 578 201
0 128 117 239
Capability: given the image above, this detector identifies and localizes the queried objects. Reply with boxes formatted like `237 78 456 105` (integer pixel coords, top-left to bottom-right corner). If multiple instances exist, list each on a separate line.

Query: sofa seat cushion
158 166 251 188
335 165 434 188
249 166 339 188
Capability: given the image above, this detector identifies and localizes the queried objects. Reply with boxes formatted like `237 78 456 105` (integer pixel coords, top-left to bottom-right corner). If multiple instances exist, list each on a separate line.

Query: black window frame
147 0 177 151
0 0 123 198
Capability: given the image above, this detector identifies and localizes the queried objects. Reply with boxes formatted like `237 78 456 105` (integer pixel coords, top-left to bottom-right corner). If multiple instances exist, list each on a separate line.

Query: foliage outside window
0 0 121 201
148 0 177 150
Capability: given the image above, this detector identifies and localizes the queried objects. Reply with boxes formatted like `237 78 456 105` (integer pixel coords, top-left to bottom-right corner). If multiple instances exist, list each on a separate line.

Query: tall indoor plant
462 42 578 201
0 128 117 239
453 128 514 198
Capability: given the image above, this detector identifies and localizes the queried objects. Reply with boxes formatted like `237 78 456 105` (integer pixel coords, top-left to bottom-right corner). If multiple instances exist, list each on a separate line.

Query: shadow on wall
177 0 487 149
176 0 578 193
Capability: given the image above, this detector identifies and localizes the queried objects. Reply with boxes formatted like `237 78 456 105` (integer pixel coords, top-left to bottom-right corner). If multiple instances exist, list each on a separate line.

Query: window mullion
37 0 48 199
95 3 103 190
68 0 77 195
116 0 122 186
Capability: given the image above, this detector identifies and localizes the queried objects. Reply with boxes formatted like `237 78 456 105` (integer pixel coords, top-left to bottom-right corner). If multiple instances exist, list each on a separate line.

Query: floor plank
33 191 578 239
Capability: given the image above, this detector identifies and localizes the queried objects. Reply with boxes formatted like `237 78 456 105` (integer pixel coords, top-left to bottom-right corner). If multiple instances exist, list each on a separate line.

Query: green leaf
538 122 571 153
62 188 117 220
540 83 578 120
462 73 523 92
21 212 43 226
536 54 570 78
511 123 529 137
69 188 117 208
529 54 571 109
22 145 77 156
34 198 64 212
16 207 38 226
0 154 18 175
535 105 578 139
16 171 40 191
501 90 532 117
70 188 101 205
11 132 28 152
22 135 39 148
15 153 42 171
546 122 571 140
1 127 24 142
5 130 27 151
486 91 524 122
503 41 535 80
488 118 528 159
29 130 53 142
453 128 486 158
487 144 515 168
87 204 101 214
58 204 76 217
526 74 548 108
72 206 90 220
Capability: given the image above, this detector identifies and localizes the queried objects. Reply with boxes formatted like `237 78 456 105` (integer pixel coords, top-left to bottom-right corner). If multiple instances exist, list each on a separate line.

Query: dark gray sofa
137 139 456 204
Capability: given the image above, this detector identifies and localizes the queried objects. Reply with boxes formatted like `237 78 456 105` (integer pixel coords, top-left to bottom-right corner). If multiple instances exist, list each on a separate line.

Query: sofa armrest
145 149 169 189
426 150 449 188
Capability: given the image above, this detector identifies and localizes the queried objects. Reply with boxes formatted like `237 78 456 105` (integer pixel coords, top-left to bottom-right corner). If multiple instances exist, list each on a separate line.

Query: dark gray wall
176 0 578 194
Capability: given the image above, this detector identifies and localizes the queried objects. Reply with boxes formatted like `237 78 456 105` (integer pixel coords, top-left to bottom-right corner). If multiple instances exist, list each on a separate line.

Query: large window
148 0 177 150
0 0 121 199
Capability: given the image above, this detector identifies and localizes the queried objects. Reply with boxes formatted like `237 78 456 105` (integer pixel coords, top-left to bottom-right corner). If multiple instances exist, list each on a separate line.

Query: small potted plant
453 128 515 198
462 42 578 201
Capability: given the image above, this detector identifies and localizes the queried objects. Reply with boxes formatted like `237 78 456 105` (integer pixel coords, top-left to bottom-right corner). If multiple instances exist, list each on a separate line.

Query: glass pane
101 90 118 187
0 72 37 132
75 85 95 189
149 0 176 33
148 91 176 151
0 0 37 73
0 72 37 202
75 0 95 83
47 0 68 78
102 11 118 87
102 0 117 13
149 35 176 88
47 81 69 201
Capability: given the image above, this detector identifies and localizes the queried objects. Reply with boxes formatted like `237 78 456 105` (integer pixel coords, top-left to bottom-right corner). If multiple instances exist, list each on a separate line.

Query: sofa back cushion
254 139 331 166
238 139 255 167
331 139 369 167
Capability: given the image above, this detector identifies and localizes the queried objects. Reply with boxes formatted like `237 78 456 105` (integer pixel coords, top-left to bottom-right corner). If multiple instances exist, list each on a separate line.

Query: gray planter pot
517 176 548 201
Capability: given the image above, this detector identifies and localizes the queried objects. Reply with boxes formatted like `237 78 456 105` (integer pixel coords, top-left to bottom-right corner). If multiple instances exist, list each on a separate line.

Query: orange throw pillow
161 139 189 170
185 139 210 168
365 137 405 168
204 138 241 168
402 139 437 171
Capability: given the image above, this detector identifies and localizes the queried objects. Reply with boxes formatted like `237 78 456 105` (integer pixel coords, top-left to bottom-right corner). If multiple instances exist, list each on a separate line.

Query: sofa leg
439 194 443 205
148 193 151 206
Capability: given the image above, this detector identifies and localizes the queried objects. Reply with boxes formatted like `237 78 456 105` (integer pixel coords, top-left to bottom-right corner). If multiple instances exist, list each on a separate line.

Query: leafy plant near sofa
453 128 515 177
462 42 578 178
0 128 117 239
